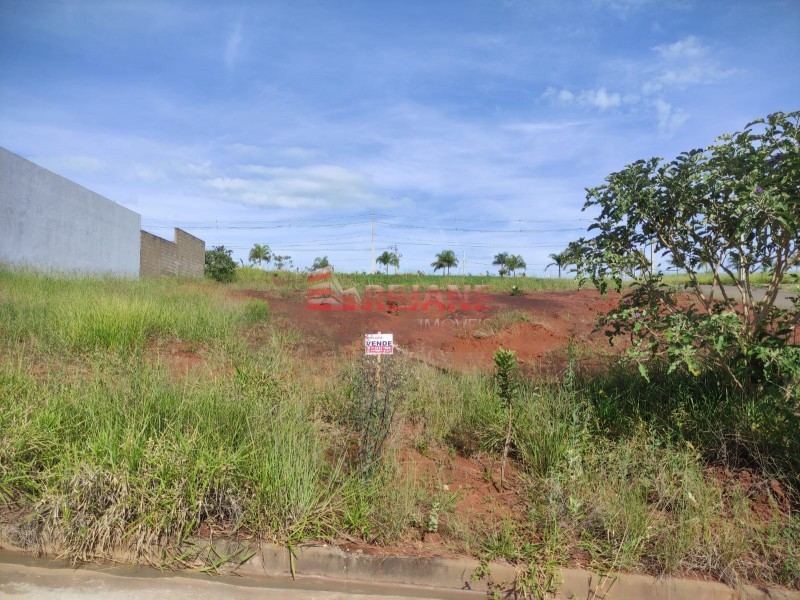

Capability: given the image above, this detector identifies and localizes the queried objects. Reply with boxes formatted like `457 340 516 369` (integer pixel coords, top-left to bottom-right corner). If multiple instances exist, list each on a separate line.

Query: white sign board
365 333 394 355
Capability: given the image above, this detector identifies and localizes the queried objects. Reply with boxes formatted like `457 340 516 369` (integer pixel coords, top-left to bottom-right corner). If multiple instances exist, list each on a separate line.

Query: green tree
545 250 572 278
431 249 458 275
312 256 330 270
274 255 292 270
248 243 272 268
376 251 396 274
493 252 526 276
572 110 800 395
204 245 237 283
493 252 509 277
505 254 526 276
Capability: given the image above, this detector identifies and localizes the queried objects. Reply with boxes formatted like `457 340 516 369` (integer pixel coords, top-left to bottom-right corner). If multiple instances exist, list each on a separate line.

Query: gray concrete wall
0 147 141 276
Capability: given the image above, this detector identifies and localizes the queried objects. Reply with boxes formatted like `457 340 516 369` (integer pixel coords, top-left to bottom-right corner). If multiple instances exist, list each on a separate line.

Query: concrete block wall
0 147 141 276
140 228 205 278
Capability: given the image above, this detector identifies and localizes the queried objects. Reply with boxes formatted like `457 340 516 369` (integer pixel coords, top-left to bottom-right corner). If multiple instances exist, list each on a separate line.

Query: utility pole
391 243 400 274
371 210 375 274
462 250 466 275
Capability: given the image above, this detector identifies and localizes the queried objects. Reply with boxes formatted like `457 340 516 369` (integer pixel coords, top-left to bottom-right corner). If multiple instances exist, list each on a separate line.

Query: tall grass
0 270 262 354
0 357 343 559
233 266 307 292
336 272 580 293
536 429 800 586
232 265 580 293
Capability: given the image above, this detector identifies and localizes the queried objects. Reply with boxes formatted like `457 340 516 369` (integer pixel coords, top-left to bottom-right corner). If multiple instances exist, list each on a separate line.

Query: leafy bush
204 245 237 283
572 111 799 397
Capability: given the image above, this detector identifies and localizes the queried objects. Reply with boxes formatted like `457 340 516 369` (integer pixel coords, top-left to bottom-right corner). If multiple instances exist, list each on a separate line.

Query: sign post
364 332 394 356
365 332 393 395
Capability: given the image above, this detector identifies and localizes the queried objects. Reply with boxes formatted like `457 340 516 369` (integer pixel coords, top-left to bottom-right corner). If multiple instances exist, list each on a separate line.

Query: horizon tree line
245 241 579 277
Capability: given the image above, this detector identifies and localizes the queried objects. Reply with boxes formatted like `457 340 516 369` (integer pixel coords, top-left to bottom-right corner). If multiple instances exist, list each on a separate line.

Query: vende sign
365 333 394 355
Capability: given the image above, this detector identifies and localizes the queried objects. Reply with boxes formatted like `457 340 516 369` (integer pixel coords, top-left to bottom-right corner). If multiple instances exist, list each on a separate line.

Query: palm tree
390 251 400 274
493 252 510 277
376 251 395 274
248 243 272 268
505 254 526 276
545 250 571 278
431 249 458 275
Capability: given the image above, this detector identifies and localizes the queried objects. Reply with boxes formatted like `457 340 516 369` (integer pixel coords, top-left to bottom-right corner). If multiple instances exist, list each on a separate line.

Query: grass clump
0 356 342 560
473 309 535 339
534 429 799 587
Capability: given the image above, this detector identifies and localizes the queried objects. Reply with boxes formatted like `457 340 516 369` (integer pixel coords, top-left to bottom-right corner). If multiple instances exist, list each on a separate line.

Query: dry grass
473 309 536 339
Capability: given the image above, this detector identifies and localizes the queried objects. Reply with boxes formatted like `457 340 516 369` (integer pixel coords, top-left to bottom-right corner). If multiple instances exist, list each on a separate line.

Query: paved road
696 285 796 309
0 557 479 600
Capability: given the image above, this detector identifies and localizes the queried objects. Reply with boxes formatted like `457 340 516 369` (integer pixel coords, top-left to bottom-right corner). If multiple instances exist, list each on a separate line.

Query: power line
142 213 589 229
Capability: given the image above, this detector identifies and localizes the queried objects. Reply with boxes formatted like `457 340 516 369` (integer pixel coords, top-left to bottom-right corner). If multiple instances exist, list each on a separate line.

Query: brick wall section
173 229 205 277
140 228 205 277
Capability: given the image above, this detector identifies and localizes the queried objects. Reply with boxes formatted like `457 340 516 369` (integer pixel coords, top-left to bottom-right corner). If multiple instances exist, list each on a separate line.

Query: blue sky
1 0 798 274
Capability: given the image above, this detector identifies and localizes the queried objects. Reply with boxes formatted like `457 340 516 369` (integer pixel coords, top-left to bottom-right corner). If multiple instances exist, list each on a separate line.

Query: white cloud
544 35 735 136
653 35 705 60
558 89 575 103
32 154 106 174
579 87 622 110
226 142 261 155
126 159 215 184
504 120 585 134
202 164 382 209
641 80 663 95
592 0 690 15
654 99 688 136
592 0 656 11
174 160 215 177
644 35 736 92
280 146 323 160
543 86 625 111
130 163 165 183
225 20 243 71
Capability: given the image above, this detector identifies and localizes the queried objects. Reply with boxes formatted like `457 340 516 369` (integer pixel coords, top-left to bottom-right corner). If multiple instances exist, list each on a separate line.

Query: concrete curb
211 539 800 600
2 534 798 600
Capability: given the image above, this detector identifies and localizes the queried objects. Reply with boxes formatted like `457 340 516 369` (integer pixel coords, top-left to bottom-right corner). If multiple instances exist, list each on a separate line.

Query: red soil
231 288 620 373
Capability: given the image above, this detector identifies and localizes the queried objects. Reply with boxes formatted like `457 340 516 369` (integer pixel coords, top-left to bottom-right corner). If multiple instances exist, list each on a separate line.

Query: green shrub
344 355 408 477
204 245 237 283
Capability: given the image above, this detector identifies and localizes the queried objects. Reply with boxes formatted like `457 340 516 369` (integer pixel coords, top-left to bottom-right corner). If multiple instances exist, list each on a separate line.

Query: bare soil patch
230 288 620 372
146 340 211 381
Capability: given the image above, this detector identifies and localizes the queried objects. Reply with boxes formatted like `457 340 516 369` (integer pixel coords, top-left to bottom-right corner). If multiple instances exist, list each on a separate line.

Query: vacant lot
1 269 797 593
